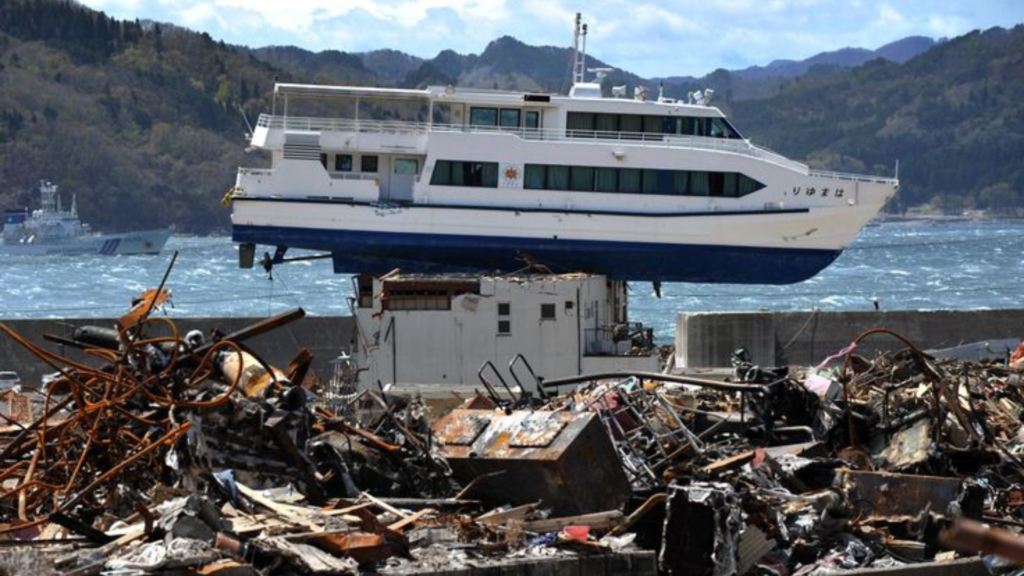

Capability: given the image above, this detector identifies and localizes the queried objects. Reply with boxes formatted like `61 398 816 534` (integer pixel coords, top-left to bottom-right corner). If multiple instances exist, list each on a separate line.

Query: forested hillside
733 26 1024 213
0 0 1020 235
0 0 282 232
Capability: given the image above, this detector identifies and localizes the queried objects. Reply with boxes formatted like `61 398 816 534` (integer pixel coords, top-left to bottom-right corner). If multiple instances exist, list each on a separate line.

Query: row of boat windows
321 153 378 172
470 107 542 129
566 112 742 139
523 164 764 196
429 160 766 197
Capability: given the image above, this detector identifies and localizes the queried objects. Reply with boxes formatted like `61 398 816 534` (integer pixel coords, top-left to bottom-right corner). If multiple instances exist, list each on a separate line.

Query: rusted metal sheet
839 469 961 519
432 409 630 515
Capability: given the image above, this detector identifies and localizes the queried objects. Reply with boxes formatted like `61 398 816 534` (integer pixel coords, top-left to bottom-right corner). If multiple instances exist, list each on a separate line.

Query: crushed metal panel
660 482 742 576
840 469 961 519
432 409 630 515
882 419 932 471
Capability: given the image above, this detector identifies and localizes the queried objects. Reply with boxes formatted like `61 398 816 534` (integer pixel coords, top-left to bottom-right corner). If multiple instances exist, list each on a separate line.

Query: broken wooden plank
521 510 625 534
237 482 322 532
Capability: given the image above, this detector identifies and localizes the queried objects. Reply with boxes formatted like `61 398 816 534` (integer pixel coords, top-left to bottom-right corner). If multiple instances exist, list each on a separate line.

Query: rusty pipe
940 517 1024 565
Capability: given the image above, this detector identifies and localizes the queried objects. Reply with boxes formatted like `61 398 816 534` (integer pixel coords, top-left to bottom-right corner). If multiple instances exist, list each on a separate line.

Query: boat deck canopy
274 83 431 101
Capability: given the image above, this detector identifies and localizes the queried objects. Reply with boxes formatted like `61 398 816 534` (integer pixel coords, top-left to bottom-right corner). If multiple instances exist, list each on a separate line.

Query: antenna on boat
571 13 588 85
238 103 255 140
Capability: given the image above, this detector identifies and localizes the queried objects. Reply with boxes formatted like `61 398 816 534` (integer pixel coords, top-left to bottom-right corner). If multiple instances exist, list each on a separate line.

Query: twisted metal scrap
0 314 244 534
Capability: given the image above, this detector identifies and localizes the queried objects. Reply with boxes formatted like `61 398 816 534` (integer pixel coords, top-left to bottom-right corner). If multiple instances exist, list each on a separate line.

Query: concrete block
677 311 775 368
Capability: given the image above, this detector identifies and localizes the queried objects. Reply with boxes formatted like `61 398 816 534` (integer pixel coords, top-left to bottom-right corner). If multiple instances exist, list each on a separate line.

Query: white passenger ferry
229 19 897 284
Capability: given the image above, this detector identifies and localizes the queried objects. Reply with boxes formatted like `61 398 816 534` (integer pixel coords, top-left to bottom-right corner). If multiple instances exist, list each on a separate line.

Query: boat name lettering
789 186 844 198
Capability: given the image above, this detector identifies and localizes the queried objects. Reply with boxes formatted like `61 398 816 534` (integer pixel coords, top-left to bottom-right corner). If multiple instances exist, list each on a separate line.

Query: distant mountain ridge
733 36 937 80
254 33 938 103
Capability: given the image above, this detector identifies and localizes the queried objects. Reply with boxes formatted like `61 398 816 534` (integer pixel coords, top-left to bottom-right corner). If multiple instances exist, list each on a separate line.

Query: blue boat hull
232 224 842 284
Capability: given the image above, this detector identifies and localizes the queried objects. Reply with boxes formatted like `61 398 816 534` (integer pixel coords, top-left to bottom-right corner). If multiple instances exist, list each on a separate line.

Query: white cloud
75 0 1024 77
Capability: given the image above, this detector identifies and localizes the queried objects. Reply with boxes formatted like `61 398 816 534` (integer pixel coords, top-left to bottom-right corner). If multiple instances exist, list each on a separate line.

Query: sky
77 0 1023 78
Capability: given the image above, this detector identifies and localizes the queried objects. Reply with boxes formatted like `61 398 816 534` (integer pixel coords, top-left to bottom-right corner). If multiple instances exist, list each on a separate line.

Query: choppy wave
2 220 1024 341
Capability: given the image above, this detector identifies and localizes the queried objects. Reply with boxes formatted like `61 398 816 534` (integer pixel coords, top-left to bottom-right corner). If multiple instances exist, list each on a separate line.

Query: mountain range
0 0 1020 234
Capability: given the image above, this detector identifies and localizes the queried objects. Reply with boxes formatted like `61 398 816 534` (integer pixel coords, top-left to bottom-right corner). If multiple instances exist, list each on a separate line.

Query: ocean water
2 219 1023 342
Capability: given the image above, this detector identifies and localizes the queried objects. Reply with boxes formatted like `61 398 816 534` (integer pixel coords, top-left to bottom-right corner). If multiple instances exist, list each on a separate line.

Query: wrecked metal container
432 409 630 515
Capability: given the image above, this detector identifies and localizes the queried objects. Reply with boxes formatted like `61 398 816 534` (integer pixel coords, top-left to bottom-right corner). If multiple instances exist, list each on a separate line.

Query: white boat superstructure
229 21 897 283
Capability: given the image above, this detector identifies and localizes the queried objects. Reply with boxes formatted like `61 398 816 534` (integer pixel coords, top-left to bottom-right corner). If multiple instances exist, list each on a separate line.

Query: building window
497 302 511 335
541 303 556 320
361 155 379 173
336 154 353 172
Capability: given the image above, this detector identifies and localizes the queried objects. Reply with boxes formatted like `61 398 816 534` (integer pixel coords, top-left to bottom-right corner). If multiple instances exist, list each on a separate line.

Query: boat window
479 163 499 187
525 165 546 189
673 171 689 195
619 114 642 134
394 158 418 175
595 168 618 192
690 171 710 196
708 172 725 196
430 160 499 187
499 109 521 128
645 169 667 194
546 165 570 190
679 117 698 136
320 153 328 169
470 107 498 126
519 164 764 198
567 112 595 137
361 155 379 173
335 154 353 172
643 116 661 134
595 114 618 135
709 117 743 139
571 167 594 191
525 111 540 129
737 174 764 195
619 169 641 194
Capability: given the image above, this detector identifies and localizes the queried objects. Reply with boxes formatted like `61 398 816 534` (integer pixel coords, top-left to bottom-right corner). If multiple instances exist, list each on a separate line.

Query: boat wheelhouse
229 32 897 284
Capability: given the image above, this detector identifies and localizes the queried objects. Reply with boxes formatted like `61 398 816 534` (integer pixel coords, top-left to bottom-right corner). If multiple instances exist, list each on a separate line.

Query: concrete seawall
6 310 1023 384
677 309 1024 369
0 315 356 386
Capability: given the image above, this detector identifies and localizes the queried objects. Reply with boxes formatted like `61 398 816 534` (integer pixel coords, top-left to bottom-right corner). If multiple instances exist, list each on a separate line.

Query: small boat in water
1 181 172 256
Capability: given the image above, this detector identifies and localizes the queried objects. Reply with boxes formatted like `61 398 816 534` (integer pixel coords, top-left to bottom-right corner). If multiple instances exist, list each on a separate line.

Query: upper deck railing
256 114 829 176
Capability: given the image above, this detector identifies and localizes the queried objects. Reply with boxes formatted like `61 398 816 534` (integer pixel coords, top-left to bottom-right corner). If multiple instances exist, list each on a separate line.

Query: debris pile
3 268 1024 576
530 328 1024 574
0 279 653 575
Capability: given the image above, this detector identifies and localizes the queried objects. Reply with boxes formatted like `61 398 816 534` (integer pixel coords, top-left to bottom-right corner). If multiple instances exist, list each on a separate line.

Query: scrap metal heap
3 270 1024 575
